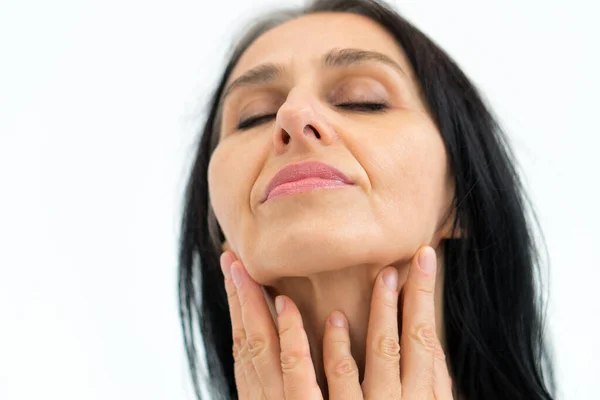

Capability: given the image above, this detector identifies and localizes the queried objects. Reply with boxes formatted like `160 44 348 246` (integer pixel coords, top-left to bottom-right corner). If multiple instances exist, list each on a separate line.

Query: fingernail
275 296 285 315
220 253 233 279
382 268 398 291
231 262 242 287
329 311 347 328
418 246 436 276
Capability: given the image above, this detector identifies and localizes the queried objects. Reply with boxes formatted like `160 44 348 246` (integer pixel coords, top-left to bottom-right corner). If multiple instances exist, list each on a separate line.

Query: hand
219 246 453 399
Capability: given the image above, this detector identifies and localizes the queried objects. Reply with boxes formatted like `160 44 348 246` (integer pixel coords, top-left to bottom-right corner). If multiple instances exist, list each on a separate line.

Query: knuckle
373 334 401 359
415 285 435 297
278 323 294 339
232 329 246 356
232 328 247 346
232 343 241 360
376 290 398 311
434 343 446 361
328 356 358 378
280 346 310 373
246 334 269 359
409 323 437 352
226 288 238 302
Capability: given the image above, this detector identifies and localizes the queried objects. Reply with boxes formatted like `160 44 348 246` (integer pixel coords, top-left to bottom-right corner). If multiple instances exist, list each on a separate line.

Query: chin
240 221 417 284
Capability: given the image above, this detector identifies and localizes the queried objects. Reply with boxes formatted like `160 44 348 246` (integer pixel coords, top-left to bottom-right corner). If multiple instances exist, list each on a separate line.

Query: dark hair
178 0 556 398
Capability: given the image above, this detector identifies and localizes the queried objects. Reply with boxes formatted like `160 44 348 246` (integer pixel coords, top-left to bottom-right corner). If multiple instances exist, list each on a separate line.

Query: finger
233 350 249 400
220 252 251 399
400 246 438 399
322 310 362 400
238 336 265 399
230 259 285 399
433 343 453 399
362 266 402 398
276 295 324 400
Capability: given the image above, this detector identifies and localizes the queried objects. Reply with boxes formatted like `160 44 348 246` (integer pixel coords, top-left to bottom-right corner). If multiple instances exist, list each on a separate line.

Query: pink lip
262 161 354 202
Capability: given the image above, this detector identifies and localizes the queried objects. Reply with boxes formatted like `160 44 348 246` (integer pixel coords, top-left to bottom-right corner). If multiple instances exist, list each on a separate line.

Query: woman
179 0 556 399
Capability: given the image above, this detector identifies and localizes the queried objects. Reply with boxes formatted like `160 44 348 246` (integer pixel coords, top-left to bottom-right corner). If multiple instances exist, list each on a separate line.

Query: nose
273 87 338 154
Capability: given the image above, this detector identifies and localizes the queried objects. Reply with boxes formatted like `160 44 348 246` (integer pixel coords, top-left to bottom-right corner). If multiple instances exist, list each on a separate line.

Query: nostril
282 129 290 144
281 125 321 144
308 125 321 139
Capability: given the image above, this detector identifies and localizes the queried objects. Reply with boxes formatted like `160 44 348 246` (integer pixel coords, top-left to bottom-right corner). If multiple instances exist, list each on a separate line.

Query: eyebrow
220 48 407 104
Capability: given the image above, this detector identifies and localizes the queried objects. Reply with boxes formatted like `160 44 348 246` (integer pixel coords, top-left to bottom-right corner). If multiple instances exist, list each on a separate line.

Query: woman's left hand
219 245 453 399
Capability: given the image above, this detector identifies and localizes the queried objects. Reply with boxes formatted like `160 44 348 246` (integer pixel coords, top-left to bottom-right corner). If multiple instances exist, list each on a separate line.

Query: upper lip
262 160 353 202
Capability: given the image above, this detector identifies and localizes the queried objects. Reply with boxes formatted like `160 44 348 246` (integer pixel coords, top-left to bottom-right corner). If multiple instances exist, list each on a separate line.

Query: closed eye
235 102 389 130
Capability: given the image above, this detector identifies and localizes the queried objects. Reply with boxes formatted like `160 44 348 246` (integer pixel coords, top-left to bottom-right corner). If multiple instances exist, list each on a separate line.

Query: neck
262 243 446 394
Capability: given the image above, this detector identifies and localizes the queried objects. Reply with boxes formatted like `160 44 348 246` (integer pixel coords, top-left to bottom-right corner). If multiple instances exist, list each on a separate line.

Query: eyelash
235 102 389 130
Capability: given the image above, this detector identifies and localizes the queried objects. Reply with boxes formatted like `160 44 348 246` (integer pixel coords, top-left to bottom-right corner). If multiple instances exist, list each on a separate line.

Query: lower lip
266 177 352 201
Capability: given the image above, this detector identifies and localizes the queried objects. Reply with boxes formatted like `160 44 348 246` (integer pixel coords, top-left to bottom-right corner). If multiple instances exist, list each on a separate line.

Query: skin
220 246 453 399
207 11 462 398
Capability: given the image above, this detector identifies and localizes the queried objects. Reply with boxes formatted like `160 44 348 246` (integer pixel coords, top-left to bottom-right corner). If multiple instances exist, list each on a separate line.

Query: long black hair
178 0 556 398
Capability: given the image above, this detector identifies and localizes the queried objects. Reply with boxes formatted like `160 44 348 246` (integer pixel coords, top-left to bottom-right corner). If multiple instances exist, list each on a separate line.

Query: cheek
208 139 267 256
364 117 449 237
207 145 248 249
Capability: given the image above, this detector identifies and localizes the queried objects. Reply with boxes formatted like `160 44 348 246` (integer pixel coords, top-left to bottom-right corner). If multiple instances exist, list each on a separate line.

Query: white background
1 0 598 399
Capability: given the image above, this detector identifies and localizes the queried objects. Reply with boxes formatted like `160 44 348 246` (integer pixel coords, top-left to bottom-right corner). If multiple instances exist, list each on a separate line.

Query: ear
222 240 233 253
439 207 465 239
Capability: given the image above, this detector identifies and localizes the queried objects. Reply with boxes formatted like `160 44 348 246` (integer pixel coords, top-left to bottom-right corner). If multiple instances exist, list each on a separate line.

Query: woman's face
208 12 456 284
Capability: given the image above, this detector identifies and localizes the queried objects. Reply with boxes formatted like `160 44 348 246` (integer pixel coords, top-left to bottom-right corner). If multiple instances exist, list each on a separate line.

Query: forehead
227 12 413 85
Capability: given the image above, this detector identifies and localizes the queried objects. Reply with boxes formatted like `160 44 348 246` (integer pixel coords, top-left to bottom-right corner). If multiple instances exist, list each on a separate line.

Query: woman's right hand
219 245 453 399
